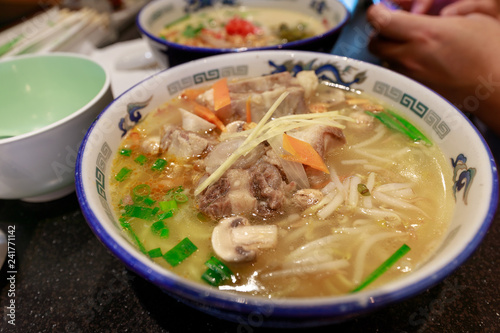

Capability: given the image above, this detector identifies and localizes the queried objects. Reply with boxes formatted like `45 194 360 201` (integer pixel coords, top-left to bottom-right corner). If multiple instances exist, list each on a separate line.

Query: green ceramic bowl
0 53 113 201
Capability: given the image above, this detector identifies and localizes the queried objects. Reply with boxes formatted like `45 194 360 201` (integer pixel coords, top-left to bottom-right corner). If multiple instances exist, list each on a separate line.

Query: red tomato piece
225 16 257 36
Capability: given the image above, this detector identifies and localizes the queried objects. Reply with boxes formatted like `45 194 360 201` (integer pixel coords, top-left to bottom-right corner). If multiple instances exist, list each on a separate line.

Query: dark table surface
1 1 499 332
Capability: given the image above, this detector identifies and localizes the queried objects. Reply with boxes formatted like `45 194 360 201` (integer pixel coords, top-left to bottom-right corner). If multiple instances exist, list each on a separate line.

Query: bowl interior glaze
0 55 107 137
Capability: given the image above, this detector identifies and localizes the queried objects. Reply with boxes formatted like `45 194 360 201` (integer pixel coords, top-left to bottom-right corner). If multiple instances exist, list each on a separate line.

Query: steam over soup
110 71 455 298
158 6 328 48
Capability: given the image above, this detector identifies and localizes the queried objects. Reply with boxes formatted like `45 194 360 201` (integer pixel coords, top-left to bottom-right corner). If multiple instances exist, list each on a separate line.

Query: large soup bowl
137 0 349 68
75 50 498 327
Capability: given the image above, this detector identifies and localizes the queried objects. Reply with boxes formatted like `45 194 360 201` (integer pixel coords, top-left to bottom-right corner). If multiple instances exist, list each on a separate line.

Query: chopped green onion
134 154 148 165
123 205 157 220
157 211 174 220
115 167 133 182
365 111 432 146
202 256 234 286
120 148 132 156
164 14 190 29
148 247 163 258
151 220 166 234
159 228 170 239
132 184 151 203
143 197 156 206
163 237 198 267
183 23 204 38
173 193 188 203
151 220 169 238
202 269 225 287
357 183 370 196
120 218 147 254
351 243 411 293
151 158 168 171
386 110 432 146
159 200 178 213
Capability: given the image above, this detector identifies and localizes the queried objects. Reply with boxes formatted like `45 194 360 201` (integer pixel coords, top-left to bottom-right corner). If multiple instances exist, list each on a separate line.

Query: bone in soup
110 71 454 298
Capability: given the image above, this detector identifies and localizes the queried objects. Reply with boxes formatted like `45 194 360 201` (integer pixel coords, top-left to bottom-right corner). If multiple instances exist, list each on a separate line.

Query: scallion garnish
143 197 156 206
164 14 190 29
122 205 157 220
132 184 151 203
151 220 169 238
120 218 146 254
120 148 132 156
173 193 188 203
115 167 133 182
134 154 148 165
163 237 198 267
151 158 167 171
365 110 432 146
159 200 178 213
183 23 204 38
157 211 174 220
201 256 234 286
351 243 411 293
151 220 166 234
148 247 163 258
159 228 169 239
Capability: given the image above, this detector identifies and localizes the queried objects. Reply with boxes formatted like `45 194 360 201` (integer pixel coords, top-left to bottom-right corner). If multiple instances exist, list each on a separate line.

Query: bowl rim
136 0 350 55
0 52 111 145
76 50 498 319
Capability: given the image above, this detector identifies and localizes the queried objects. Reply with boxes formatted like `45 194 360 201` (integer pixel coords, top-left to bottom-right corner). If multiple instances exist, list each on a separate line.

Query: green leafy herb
163 237 198 267
115 167 133 182
351 243 411 293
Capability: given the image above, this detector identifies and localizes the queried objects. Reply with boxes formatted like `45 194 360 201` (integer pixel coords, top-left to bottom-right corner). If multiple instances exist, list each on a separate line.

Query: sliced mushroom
293 189 324 210
211 216 278 263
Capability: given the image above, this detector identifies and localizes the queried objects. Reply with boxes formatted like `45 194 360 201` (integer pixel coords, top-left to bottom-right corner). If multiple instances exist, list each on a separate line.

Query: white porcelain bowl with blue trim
137 0 350 68
75 50 498 327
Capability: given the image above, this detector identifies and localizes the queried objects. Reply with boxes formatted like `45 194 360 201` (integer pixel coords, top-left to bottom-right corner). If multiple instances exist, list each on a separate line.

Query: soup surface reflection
110 71 454 298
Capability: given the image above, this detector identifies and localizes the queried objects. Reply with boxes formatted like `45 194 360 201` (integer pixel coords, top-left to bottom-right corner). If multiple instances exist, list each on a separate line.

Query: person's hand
367 4 500 133
439 0 500 17
392 0 499 16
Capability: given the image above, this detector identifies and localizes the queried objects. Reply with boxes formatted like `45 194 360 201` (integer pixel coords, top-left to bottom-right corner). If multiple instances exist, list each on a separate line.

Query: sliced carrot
188 100 227 132
213 78 231 111
282 133 330 174
246 96 252 123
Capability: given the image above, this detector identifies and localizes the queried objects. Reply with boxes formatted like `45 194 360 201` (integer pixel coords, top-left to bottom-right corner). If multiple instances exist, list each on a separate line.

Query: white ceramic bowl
137 0 349 67
76 50 497 327
0 53 113 202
